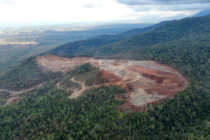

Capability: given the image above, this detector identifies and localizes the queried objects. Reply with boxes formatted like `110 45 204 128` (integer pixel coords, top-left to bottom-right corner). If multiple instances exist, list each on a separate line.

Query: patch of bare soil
69 77 87 99
36 55 188 111
6 97 20 105
69 76 104 99
0 84 43 105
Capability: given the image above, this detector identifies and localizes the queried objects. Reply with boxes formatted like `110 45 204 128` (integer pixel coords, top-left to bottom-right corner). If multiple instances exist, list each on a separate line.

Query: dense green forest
49 15 210 58
46 22 159 57
0 59 209 139
0 58 61 90
0 15 209 139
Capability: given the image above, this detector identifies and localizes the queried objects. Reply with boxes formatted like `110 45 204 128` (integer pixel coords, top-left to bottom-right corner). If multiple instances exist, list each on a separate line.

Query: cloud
83 4 96 8
83 3 104 9
0 0 203 26
127 10 195 23
0 0 17 5
117 0 210 5
116 0 210 11
0 0 138 24
131 3 210 11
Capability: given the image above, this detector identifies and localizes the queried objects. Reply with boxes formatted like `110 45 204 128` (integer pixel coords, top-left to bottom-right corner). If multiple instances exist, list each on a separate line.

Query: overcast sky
0 0 209 26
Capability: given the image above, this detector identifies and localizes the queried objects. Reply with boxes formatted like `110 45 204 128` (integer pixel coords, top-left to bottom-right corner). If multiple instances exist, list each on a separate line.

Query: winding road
0 84 43 95
69 77 87 99
0 83 43 105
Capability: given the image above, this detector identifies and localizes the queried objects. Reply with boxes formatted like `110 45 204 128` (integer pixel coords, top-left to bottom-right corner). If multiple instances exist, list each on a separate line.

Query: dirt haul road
0 84 43 105
36 55 188 110
69 77 87 99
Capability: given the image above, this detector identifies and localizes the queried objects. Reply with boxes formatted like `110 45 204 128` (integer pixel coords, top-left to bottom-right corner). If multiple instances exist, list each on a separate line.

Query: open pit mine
36 55 188 111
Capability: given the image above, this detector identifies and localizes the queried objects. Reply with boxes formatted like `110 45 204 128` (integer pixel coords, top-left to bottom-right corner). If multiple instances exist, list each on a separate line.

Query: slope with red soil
36 55 188 111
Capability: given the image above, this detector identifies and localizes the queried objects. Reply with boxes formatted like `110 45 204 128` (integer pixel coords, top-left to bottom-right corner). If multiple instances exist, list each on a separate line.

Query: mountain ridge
0 14 209 139
193 9 210 17
48 15 210 58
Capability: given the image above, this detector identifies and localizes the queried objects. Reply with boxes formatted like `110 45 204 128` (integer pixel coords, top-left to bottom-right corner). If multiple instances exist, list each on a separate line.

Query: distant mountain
193 9 210 17
90 15 210 57
46 21 167 56
91 23 153 33
48 15 210 59
48 15 210 85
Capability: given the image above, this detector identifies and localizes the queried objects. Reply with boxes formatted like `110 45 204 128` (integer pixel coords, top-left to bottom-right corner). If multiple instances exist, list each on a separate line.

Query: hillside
48 15 210 85
35 55 188 110
0 58 60 91
0 23 151 76
46 22 163 56
194 9 210 17
49 15 210 58
0 15 209 139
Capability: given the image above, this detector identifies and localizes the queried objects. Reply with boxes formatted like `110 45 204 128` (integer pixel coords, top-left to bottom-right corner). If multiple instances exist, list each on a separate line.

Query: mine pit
36 55 188 111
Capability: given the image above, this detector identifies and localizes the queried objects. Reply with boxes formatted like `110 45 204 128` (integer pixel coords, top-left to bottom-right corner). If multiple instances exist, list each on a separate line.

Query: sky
0 0 209 26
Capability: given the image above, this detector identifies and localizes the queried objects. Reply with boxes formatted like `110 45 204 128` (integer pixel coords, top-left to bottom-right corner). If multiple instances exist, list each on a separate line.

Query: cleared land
69 77 87 99
36 55 188 110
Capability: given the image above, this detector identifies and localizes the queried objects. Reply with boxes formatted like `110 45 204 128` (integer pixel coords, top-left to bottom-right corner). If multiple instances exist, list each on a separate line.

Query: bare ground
0 83 43 105
69 77 87 99
35 55 188 110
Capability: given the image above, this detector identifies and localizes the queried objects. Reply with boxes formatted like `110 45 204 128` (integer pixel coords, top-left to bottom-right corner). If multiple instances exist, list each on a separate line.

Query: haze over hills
193 9 210 17
49 15 210 59
0 23 151 75
0 15 209 139
46 21 167 56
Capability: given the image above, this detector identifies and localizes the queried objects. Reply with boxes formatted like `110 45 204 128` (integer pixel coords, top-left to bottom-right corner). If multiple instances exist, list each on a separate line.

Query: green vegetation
0 69 209 139
75 67 107 86
47 23 156 57
0 58 61 90
49 15 210 58
0 91 9 105
0 16 209 139
0 23 150 75
58 63 103 90
0 86 124 140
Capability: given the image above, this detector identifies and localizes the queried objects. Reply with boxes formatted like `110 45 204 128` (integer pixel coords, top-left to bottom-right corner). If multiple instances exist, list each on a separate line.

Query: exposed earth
0 84 43 105
36 55 188 110
69 77 87 99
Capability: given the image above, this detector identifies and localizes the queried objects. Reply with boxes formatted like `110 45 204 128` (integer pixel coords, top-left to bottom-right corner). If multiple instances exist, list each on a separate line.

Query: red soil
100 69 123 84
36 55 188 111
128 65 188 97
6 97 20 105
